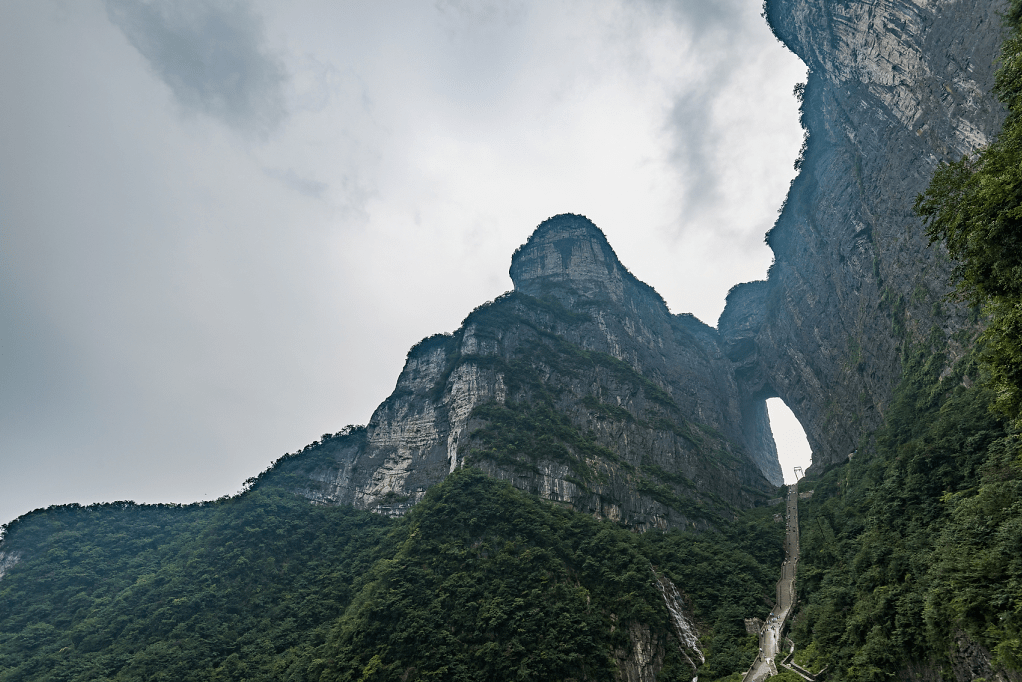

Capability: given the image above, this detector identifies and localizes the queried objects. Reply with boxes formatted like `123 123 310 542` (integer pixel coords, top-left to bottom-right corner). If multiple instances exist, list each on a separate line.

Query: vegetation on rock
790 339 1020 679
915 0 1022 425
787 7 1022 677
0 469 784 681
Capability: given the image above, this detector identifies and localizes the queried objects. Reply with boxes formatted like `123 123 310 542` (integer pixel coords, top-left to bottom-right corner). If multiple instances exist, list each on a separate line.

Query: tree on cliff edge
915 0 1022 424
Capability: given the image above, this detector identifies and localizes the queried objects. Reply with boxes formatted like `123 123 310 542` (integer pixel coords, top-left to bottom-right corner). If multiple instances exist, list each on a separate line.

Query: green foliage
466 399 623 483
792 640 825 673
792 81 809 172
914 1 1022 422
641 463 697 491
338 468 780 682
581 395 636 423
794 11 1022 675
457 293 681 413
790 338 1022 680
927 433 1022 670
0 470 784 681
651 501 785 680
634 478 708 519
450 290 755 517
771 669 807 682
465 393 734 519
0 492 394 681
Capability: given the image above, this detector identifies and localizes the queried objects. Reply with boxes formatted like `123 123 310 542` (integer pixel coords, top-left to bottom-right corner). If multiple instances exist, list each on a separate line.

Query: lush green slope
790 340 1021 680
916 0 1022 426
0 491 395 681
0 469 784 681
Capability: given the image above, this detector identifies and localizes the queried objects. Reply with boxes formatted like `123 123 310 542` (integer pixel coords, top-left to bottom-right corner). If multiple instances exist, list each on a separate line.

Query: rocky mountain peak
259 211 783 527
509 213 628 304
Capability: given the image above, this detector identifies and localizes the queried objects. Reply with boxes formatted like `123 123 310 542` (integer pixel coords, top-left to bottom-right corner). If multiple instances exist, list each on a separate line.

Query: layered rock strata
720 0 1008 469
266 215 781 529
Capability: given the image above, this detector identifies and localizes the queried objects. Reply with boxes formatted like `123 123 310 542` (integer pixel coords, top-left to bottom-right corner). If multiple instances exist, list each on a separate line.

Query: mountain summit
511 214 630 303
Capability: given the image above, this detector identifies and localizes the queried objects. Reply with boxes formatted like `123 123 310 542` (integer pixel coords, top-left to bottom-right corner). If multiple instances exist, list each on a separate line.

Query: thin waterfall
651 565 704 679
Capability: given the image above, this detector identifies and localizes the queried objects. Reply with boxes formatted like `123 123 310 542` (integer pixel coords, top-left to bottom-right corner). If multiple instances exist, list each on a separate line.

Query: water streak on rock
651 565 704 674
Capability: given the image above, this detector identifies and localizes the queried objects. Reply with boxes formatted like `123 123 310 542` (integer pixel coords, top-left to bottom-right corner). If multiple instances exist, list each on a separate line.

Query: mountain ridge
263 213 783 529
2 1 1019 679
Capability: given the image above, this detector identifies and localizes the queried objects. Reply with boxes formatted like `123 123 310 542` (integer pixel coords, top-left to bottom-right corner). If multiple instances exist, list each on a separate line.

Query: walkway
743 484 800 682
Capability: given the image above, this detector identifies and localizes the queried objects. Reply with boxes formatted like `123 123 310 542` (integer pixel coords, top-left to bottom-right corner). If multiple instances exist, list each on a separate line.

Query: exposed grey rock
617 621 667 682
721 0 1009 469
267 215 782 528
903 631 1022 682
0 550 21 583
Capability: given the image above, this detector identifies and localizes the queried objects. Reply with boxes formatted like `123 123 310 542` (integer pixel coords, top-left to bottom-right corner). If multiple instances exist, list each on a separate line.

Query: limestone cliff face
268 0 1010 524
720 0 1008 469
267 215 781 529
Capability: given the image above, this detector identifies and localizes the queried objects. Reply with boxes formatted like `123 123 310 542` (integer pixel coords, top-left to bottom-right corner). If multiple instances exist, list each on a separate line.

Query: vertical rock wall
719 0 1008 468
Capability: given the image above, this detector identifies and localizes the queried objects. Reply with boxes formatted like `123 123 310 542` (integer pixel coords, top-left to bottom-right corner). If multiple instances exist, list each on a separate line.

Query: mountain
262 214 781 530
3 0 1022 680
722 0 1008 469
0 216 793 682
261 0 1013 521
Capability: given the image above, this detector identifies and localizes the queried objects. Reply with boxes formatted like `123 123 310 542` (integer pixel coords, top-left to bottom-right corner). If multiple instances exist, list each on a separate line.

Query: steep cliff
271 0 1013 515
265 215 781 529
733 2 1022 679
718 0 1009 469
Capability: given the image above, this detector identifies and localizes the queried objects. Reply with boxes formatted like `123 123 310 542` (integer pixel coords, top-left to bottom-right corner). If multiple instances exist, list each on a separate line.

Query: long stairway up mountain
744 484 801 682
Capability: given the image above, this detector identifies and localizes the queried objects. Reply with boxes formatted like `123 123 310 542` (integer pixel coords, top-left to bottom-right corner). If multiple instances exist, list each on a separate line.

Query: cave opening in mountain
765 398 812 485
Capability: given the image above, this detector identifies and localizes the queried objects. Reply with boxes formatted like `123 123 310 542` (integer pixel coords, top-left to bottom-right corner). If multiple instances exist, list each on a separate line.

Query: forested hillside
0 470 784 681
790 342 1020 680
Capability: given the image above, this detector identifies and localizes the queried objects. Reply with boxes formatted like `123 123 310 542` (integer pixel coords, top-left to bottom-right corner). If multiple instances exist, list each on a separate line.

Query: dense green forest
790 341 1021 679
788 3 1022 678
0 469 784 681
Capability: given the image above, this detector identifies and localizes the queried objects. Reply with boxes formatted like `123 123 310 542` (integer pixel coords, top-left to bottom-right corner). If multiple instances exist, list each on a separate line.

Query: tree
914 0 1022 422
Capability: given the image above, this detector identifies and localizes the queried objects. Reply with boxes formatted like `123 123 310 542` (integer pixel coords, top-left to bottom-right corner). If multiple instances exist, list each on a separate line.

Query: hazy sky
0 0 810 528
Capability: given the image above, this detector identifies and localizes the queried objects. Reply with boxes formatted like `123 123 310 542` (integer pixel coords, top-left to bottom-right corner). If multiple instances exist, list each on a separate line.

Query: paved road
743 484 800 682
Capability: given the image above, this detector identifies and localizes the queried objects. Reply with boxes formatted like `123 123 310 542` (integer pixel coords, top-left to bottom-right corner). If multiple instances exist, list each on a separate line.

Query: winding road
743 484 800 682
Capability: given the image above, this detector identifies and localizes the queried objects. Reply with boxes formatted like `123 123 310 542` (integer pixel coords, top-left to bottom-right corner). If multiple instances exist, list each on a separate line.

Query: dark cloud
650 0 803 243
104 0 287 135
655 0 743 35
668 89 723 213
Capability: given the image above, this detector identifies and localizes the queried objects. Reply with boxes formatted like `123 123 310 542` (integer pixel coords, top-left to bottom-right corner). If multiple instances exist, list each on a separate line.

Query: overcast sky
0 0 810 528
